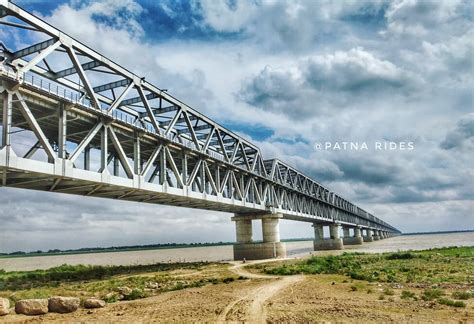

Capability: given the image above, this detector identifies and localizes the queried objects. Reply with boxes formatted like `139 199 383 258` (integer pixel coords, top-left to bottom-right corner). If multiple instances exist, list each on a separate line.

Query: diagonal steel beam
66 46 101 108
17 40 61 74
107 82 134 113
68 122 103 163
108 127 134 178
137 85 161 134
141 144 163 176
165 147 184 188
14 92 56 160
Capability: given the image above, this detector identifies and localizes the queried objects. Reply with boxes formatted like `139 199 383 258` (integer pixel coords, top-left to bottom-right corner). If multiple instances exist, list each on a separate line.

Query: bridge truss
0 0 399 233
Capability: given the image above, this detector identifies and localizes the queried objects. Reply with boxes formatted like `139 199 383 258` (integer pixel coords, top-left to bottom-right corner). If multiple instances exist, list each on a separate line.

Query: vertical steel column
215 165 220 194
100 126 108 172
2 91 12 149
181 152 187 187
58 103 66 159
113 157 119 176
159 148 166 185
84 147 90 170
134 134 141 175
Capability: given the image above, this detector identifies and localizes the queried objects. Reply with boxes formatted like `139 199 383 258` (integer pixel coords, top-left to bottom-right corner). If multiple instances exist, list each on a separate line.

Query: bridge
0 0 400 260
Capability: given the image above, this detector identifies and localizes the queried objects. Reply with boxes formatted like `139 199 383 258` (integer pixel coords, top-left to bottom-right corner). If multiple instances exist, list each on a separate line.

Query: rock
84 298 106 309
15 299 48 315
117 286 132 296
48 296 80 313
0 298 9 316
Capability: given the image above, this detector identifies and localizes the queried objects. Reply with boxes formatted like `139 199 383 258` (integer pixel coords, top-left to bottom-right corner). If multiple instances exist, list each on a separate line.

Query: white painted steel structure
0 0 400 234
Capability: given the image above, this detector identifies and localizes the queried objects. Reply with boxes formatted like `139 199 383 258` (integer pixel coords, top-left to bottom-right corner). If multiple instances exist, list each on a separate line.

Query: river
1 232 472 271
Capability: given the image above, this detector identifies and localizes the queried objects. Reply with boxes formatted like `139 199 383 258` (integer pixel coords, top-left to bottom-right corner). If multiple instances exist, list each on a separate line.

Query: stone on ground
0 298 10 316
48 296 80 313
15 299 48 315
84 298 106 309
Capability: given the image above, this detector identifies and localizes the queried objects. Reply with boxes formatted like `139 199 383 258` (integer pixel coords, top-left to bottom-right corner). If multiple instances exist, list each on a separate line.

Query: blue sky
0 0 472 252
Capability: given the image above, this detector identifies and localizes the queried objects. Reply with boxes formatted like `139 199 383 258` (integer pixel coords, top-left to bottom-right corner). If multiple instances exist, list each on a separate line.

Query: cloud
239 47 421 119
194 0 389 51
440 114 474 150
384 0 463 36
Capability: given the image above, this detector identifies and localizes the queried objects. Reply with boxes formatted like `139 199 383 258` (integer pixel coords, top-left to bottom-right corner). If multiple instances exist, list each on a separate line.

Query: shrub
438 298 466 308
223 277 235 284
385 252 416 260
383 288 395 296
452 291 472 300
422 288 444 301
401 290 416 299
123 288 144 300
378 295 385 300
350 285 357 292
367 288 373 294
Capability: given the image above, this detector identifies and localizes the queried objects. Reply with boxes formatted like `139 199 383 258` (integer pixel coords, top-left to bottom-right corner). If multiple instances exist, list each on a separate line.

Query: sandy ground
2 260 473 323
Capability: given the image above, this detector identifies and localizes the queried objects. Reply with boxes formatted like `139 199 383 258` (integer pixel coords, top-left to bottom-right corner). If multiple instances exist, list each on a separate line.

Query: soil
2 260 473 323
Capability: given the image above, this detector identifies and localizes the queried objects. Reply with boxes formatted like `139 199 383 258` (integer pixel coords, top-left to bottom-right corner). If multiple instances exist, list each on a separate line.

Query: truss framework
0 0 399 233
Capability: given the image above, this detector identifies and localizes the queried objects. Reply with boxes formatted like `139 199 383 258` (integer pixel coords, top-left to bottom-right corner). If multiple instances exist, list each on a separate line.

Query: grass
383 288 395 296
452 291 473 300
257 246 474 284
438 298 466 308
0 262 238 305
421 288 445 301
401 290 416 299
0 262 209 291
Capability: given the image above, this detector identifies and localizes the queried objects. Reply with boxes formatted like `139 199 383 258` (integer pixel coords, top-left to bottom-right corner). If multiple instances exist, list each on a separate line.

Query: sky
0 0 473 252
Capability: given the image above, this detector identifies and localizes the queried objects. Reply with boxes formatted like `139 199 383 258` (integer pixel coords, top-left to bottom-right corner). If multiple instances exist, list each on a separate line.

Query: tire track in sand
217 261 303 323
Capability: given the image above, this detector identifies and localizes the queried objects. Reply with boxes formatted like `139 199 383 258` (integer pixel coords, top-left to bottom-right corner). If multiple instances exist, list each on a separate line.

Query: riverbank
1 232 473 271
0 246 472 322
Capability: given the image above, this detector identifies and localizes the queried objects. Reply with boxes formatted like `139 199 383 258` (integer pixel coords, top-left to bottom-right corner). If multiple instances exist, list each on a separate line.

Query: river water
1 232 472 271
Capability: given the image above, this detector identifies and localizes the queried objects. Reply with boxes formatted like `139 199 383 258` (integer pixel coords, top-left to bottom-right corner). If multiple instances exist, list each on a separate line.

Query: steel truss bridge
0 0 400 242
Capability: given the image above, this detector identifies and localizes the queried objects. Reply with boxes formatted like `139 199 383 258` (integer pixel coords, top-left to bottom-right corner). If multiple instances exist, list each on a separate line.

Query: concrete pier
363 229 374 242
313 223 344 250
232 214 286 260
343 226 363 245
373 229 381 241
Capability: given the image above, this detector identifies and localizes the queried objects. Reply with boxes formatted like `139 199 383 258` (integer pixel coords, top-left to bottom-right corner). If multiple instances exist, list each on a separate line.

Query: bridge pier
363 229 374 242
313 223 344 250
372 229 381 241
232 214 286 261
342 226 363 245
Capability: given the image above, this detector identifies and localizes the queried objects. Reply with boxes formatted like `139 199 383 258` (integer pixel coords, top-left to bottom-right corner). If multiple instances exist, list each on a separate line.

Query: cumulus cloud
195 0 389 51
440 114 474 150
384 0 464 36
239 48 421 119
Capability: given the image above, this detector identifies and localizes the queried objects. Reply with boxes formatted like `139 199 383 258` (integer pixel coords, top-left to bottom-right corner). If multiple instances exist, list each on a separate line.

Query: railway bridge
0 0 400 260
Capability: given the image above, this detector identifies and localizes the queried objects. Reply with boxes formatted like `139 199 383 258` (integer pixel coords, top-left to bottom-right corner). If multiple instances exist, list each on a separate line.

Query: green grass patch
258 246 473 285
401 290 416 299
421 288 445 301
438 298 466 308
452 291 473 300
0 262 210 291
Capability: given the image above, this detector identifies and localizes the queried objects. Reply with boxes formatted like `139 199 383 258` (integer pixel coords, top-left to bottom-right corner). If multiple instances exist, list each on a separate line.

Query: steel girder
0 1 400 233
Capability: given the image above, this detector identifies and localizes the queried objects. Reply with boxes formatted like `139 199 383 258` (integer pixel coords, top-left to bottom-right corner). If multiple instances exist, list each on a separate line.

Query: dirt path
217 261 304 323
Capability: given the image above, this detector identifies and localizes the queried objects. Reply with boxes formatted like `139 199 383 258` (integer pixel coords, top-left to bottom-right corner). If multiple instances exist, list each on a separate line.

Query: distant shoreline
0 238 313 259
1 231 472 259
401 229 473 236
